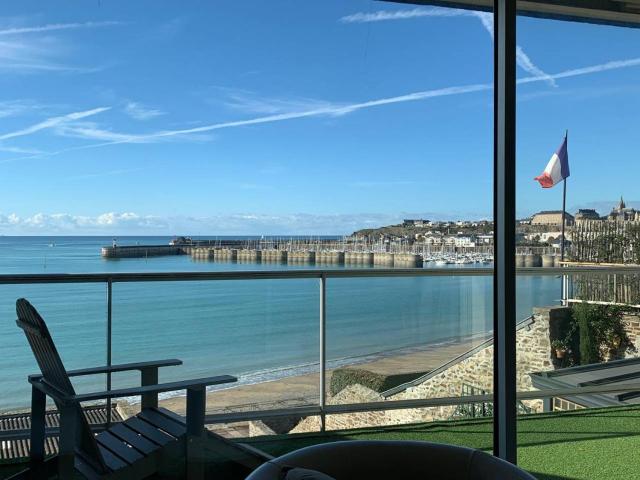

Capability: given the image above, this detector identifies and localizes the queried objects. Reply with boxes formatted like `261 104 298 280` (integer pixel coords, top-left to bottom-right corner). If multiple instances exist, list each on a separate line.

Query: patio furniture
14 298 237 479
245 440 537 479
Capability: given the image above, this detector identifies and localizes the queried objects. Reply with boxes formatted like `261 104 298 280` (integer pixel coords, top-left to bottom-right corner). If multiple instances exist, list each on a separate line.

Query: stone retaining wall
281 307 640 434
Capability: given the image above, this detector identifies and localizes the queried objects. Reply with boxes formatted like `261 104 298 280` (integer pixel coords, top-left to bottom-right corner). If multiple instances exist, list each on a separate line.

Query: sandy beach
131 339 480 437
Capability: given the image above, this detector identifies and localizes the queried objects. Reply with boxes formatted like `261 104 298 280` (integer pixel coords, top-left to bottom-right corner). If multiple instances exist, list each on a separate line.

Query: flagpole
560 129 568 262
561 178 567 261
560 130 568 306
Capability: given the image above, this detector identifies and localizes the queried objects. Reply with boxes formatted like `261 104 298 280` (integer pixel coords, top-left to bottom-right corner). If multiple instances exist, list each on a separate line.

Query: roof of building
534 210 574 216
385 0 640 28
530 357 640 408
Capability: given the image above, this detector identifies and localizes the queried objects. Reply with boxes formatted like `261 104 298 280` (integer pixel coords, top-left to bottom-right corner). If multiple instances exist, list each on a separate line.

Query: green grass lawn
244 405 640 480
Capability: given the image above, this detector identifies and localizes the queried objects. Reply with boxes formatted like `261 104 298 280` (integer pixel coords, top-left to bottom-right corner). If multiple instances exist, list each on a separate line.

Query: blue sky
0 1 638 235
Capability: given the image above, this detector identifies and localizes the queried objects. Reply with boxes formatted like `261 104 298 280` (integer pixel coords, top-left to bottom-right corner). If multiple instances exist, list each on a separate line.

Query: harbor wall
184 248 440 268
102 245 556 269
101 246 184 258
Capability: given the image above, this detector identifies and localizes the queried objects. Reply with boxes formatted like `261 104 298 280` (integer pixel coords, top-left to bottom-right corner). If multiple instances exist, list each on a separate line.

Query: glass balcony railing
2 266 639 441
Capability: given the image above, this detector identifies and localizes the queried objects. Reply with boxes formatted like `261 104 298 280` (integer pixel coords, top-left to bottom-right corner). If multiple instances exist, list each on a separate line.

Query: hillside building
575 209 601 221
608 197 640 221
531 210 575 227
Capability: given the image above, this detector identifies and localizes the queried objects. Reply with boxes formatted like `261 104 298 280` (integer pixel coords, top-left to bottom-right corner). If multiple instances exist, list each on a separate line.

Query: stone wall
624 314 640 348
291 307 572 433
384 306 564 424
283 307 640 434
290 384 386 433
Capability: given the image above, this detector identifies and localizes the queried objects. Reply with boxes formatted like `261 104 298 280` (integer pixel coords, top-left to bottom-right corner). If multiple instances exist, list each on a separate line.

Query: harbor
100 238 562 267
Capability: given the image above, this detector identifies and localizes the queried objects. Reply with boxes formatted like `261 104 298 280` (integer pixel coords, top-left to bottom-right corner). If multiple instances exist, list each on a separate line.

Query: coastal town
351 197 638 252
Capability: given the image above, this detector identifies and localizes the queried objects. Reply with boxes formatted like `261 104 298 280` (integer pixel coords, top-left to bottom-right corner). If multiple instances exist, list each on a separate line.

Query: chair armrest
28 359 183 382
72 375 237 403
29 378 72 403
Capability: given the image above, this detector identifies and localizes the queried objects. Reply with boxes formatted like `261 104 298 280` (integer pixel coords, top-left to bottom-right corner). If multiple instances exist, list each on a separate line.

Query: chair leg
58 405 78 478
186 386 206 480
29 386 46 464
29 386 47 479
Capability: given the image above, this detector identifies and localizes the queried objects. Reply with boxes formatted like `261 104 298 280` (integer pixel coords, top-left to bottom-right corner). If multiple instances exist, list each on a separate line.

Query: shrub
574 303 600 364
329 368 426 396
571 302 636 365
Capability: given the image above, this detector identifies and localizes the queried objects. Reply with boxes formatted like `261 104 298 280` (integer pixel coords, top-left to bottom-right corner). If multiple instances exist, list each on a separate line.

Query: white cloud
54 120 213 144
516 47 557 86
471 12 556 87
471 10 493 33
0 107 110 141
0 210 491 235
123 101 165 120
2 56 639 160
0 21 118 73
341 8 556 87
0 145 45 155
0 99 47 118
0 37 90 73
208 86 346 116
55 121 149 143
73 82 490 148
0 21 122 36
0 211 167 234
518 57 640 83
340 7 468 23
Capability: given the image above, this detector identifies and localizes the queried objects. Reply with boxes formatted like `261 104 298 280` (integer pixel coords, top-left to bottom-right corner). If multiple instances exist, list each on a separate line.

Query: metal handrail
205 381 640 424
1 265 640 284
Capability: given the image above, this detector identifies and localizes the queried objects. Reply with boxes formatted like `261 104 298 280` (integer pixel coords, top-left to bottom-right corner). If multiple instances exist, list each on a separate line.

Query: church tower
618 196 626 211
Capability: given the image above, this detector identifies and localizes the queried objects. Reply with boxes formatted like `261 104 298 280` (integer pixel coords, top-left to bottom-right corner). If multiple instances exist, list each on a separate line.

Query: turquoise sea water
0 236 559 410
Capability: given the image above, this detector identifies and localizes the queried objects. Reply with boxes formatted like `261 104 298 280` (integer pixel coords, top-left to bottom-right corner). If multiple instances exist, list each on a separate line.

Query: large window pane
516 12 640 478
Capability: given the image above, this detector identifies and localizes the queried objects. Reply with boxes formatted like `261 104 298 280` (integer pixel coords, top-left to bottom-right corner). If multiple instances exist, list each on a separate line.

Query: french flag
534 135 569 188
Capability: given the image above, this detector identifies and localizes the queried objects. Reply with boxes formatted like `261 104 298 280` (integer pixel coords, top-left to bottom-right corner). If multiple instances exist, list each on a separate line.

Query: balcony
1 266 640 479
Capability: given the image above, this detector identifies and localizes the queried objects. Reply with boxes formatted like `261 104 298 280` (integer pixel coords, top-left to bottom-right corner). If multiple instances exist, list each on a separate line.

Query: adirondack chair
14 298 237 479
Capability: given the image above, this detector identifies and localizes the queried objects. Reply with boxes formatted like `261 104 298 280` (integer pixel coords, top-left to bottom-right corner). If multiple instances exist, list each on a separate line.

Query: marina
101 237 561 267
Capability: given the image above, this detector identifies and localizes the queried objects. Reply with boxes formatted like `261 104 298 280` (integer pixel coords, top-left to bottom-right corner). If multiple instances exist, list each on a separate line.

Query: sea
0 236 559 411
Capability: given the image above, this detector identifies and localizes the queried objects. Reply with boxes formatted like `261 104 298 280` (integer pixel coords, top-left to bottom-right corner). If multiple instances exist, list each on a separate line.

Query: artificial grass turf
243 405 640 480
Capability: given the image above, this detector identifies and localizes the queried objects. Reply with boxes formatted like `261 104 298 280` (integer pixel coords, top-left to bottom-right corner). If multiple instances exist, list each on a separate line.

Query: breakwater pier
189 248 424 267
101 239 559 268
100 239 341 259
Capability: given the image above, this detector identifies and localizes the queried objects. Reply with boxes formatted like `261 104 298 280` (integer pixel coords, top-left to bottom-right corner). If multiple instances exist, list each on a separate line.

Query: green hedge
330 368 426 396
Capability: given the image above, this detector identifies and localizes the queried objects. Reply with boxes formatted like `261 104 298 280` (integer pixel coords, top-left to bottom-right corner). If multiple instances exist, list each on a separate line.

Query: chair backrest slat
16 298 107 473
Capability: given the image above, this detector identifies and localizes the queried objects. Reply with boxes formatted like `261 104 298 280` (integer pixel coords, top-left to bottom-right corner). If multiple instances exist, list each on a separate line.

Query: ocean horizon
0 236 559 411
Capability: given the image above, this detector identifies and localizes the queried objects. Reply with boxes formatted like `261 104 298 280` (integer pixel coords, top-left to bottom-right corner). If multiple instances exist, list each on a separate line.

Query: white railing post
319 273 327 432
106 278 113 426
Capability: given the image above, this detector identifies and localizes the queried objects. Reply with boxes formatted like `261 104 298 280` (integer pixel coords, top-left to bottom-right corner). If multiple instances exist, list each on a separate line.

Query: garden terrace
244 405 640 480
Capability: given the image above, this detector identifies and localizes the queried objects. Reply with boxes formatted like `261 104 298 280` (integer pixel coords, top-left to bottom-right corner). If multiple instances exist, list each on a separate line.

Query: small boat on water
435 258 455 265
170 236 193 245
455 258 474 264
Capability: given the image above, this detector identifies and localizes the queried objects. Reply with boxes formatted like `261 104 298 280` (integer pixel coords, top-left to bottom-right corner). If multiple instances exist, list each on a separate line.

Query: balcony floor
243 405 640 480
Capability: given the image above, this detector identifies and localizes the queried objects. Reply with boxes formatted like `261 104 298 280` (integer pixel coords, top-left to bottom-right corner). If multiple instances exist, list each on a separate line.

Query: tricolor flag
534 134 569 188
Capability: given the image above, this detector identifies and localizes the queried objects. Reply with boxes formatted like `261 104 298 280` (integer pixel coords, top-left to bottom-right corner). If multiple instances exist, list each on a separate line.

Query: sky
0 0 639 235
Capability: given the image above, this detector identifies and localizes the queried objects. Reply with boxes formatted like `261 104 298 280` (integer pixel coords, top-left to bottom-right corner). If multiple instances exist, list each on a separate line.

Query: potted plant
551 339 569 359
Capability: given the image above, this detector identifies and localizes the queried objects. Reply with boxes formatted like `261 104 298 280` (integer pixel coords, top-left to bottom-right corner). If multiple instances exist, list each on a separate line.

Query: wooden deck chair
14 298 237 479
